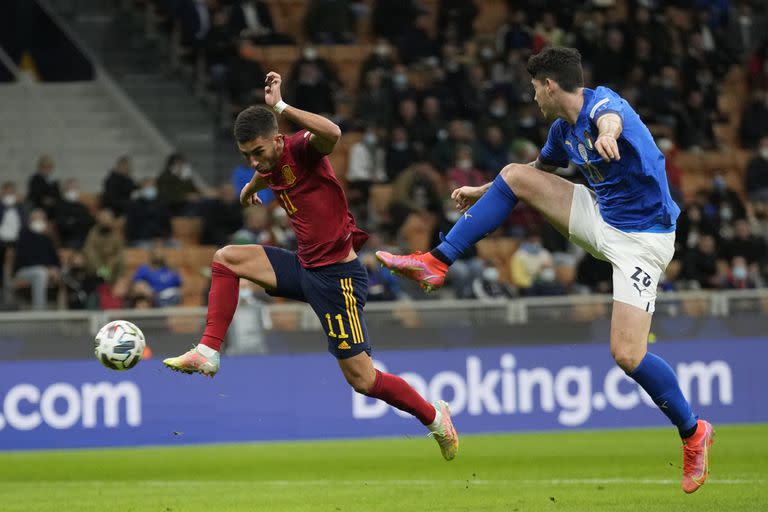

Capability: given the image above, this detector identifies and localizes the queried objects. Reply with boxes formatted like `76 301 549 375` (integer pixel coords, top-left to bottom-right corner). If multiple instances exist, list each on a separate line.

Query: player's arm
595 113 622 161
263 71 341 155
528 160 560 172
239 174 268 207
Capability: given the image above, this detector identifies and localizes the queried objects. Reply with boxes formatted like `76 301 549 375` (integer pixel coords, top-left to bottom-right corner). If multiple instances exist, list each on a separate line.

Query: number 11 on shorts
325 313 349 339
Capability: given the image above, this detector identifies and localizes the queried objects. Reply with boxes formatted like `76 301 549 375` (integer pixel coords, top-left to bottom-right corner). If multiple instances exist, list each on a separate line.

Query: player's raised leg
163 244 277 376
376 162 574 291
611 300 714 493
339 352 459 461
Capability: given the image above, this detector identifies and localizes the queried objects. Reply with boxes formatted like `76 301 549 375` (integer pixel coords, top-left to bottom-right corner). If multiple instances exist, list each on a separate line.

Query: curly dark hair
233 105 279 144
526 47 584 93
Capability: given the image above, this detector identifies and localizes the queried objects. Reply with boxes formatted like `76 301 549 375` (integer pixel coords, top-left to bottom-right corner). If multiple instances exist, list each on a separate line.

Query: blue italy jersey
538 86 680 232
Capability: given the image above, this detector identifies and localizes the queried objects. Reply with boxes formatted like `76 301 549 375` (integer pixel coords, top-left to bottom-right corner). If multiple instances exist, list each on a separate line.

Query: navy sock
434 175 518 263
629 352 698 438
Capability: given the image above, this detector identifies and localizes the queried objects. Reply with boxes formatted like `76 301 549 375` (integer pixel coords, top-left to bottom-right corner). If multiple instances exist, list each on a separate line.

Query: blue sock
434 175 518 263
629 352 698 438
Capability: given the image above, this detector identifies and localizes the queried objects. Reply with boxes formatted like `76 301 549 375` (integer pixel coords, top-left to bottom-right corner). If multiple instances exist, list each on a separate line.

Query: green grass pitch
0 424 766 512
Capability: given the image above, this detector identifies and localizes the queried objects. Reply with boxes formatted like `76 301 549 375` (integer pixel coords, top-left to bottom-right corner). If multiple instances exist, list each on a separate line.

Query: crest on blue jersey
583 130 594 151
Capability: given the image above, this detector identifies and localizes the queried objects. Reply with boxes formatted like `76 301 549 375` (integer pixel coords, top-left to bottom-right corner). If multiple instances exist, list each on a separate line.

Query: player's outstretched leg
342 355 459 460
376 174 518 291
162 260 238 377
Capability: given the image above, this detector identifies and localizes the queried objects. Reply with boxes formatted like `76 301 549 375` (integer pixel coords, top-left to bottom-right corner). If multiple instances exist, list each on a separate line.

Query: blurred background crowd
2 0 768 311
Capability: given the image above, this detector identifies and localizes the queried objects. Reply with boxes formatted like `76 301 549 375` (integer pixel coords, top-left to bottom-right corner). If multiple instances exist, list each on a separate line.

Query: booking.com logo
0 382 141 431
353 355 733 426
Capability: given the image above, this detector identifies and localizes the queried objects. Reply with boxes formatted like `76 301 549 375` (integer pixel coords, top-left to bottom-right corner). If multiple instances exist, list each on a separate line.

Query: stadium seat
171 217 202 246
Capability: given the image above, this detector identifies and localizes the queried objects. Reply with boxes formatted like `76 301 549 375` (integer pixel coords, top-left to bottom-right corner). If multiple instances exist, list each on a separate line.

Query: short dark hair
234 106 278 144
526 47 584 92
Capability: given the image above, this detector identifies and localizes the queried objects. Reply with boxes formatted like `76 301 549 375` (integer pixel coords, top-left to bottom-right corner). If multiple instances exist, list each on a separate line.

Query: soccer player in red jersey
163 72 458 460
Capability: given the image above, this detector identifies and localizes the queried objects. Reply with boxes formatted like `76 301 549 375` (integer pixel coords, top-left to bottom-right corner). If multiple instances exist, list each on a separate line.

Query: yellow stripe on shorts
341 278 364 343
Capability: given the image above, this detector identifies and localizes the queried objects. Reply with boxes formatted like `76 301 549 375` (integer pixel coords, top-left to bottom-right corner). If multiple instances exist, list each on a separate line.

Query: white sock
196 344 218 358
427 405 442 432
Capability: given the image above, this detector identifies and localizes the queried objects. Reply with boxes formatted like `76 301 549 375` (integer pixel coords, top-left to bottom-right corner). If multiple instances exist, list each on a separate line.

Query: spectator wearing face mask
359 40 396 90
472 262 515 300
61 251 100 310
55 179 95 249
745 136 768 202
726 256 761 289
83 209 125 285
129 250 183 308
347 126 387 224
157 153 204 216
125 178 174 249
446 145 486 190
385 126 416 181
510 229 553 294
12 209 60 310
708 174 747 238
0 182 28 293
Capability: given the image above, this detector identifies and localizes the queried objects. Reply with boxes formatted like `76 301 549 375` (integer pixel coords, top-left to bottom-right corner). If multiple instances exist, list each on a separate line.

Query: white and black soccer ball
94 320 146 371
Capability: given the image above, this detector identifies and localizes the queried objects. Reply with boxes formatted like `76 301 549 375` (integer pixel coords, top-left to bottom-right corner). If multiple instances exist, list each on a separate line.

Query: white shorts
568 185 675 314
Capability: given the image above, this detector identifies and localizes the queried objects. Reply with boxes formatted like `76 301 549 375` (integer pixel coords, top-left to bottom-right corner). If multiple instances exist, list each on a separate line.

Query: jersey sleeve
292 130 325 169
588 87 625 124
538 121 569 168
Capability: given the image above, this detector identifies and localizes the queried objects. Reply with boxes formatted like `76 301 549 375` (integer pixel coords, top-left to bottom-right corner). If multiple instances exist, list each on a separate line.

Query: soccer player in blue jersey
377 47 714 493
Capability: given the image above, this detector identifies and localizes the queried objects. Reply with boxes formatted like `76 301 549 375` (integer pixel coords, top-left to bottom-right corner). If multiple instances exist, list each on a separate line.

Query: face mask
490 106 507 117
720 206 733 222
483 267 500 282
142 187 158 200
760 148 768 160
457 159 472 170
733 266 748 280
392 74 408 89
374 44 389 57
30 220 46 233
519 116 535 128
480 47 494 60
392 141 408 151
180 164 192 179
363 133 378 146
1 195 15 207
303 47 317 60
539 267 556 282
64 190 80 202
661 78 675 89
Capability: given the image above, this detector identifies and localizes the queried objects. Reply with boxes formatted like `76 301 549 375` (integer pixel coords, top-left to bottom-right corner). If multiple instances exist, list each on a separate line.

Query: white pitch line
3 479 763 487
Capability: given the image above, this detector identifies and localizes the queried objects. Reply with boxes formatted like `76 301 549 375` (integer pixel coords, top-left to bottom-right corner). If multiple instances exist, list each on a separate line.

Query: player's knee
213 245 248 267
499 164 529 198
611 346 645 373
344 371 374 394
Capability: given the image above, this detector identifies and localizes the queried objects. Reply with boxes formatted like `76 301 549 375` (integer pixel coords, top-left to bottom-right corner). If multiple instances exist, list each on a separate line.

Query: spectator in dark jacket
27 154 61 217
745 136 768 201
157 153 202 216
202 183 244 246
125 178 173 249
102 155 138 216
55 179 95 249
683 234 720 289
13 209 61 310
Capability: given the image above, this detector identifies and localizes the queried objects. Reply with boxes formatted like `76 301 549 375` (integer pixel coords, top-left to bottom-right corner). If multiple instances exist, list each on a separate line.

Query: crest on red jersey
281 165 296 186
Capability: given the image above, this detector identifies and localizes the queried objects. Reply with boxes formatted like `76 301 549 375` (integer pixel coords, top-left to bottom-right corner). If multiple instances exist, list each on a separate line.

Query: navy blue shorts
263 246 371 359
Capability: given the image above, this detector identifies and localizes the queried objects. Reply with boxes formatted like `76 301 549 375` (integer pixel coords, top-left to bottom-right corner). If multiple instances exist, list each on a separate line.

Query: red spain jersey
259 130 368 268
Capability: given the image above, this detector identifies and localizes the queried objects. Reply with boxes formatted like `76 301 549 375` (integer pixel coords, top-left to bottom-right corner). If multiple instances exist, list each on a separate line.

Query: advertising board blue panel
0 339 764 450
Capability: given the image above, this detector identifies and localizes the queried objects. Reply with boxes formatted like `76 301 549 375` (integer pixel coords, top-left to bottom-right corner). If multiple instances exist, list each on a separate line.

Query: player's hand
240 185 262 207
264 71 283 108
451 186 485 213
595 134 620 162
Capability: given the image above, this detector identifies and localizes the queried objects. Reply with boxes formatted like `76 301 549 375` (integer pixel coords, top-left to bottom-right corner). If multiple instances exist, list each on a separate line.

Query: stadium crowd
3 0 768 310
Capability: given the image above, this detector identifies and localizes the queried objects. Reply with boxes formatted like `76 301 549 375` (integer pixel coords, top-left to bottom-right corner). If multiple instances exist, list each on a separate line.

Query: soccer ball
94 320 146 370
